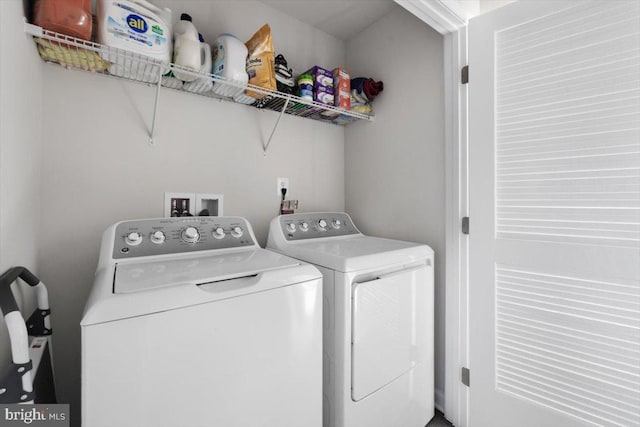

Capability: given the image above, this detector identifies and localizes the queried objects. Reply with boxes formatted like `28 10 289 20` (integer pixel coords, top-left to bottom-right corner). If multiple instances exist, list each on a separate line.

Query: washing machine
267 212 434 427
81 216 322 427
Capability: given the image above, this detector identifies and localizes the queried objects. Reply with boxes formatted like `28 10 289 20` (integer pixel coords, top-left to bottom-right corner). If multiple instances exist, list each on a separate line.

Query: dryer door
351 265 427 401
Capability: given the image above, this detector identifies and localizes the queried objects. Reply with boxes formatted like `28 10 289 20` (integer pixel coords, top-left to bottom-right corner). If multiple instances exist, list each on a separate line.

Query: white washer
82 216 322 427
267 212 434 427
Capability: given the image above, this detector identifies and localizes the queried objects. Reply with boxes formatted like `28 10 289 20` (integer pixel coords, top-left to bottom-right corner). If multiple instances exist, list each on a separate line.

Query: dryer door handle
353 265 428 285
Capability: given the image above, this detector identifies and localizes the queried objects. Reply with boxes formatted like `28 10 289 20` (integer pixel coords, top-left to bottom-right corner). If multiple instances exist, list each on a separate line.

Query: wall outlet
277 177 290 197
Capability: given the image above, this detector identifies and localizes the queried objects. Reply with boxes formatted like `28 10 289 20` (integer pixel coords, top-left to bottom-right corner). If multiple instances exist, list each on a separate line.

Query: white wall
0 0 43 373
479 0 517 14
345 4 446 408
35 1 345 423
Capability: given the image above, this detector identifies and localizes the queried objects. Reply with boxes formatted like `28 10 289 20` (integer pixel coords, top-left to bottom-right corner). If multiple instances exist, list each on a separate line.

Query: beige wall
0 0 43 371
345 4 446 407
35 1 346 423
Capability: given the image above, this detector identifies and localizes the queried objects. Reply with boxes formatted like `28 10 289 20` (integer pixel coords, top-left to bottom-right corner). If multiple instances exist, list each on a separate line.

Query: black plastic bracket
0 266 40 316
27 308 52 336
0 360 35 403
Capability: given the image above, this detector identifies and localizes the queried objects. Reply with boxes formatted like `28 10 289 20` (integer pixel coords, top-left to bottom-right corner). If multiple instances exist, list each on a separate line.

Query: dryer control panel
112 217 256 259
279 212 360 241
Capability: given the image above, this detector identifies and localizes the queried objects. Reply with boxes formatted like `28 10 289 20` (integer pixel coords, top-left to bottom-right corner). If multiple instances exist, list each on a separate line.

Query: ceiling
259 0 398 41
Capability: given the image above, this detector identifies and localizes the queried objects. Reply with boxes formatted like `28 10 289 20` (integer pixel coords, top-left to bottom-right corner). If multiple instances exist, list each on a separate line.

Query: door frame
443 25 469 427
394 1 469 425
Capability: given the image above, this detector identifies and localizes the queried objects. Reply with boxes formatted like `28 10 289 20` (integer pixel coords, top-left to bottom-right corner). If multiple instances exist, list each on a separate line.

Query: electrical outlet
277 177 290 197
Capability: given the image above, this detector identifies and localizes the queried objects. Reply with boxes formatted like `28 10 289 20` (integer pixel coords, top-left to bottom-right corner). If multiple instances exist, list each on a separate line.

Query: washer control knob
286 223 296 233
125 232 142 246
332 219 342 229
150 231 166 244
182 227 200 243
300 222 309 231
318 219 328 230
231 226 243 238
213 227 225 239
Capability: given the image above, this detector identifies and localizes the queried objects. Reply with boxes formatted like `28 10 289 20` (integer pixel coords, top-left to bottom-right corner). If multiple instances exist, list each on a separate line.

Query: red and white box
332 67 351 110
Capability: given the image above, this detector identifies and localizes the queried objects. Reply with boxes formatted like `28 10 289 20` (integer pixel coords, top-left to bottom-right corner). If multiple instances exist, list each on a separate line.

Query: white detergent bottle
212 33 248 98
97 0 172 82
173 13 201 82
184 34 213 94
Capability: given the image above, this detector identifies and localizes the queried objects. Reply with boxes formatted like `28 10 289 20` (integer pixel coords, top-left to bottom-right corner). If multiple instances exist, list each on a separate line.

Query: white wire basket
25 23 374 127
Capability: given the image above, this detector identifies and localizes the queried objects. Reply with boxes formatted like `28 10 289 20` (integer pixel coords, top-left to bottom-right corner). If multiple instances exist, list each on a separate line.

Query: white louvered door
468 1 640 426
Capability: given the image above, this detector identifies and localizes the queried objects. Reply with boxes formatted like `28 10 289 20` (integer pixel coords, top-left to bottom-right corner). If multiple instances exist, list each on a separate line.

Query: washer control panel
279 212 360 241
112 217 255 259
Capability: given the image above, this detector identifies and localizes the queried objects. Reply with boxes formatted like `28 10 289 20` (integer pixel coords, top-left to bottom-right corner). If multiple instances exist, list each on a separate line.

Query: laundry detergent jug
172 13 201 82
211 33 248 98
184 34 213 94
98 0 172 82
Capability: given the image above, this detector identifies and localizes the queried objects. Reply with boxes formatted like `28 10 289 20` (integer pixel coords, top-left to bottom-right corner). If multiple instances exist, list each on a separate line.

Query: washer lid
114 249 299 294
272 235 433 272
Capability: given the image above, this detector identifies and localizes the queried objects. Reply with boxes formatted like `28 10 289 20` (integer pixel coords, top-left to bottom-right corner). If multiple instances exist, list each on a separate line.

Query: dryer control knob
332 219 342 229
300 222 309 231
231 226 243 238
125 232 143 246
150 231 166 244
213 227 225 239
286 223 296 233
318 219 327 230
182 227 200 243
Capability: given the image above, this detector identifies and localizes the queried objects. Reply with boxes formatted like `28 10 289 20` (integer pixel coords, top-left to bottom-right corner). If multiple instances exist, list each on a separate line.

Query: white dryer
82 216 322 427
267 212 434 427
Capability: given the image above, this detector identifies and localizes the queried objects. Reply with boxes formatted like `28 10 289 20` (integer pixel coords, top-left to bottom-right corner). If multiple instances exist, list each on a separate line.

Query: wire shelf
24 23 374 127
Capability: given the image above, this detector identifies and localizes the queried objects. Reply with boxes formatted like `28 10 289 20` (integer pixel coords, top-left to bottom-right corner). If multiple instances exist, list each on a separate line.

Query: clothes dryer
267 212 434 427
82 216 322 427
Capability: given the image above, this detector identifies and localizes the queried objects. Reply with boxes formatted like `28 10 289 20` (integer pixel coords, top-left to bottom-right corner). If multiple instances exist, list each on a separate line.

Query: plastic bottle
97 0 172 82
172 13 201 82
184 34 213 94
297 74 313 101
211 33 249 98
34 0 92 40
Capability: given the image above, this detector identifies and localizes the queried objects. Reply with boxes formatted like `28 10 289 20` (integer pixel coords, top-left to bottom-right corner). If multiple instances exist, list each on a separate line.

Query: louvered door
469 1 640 426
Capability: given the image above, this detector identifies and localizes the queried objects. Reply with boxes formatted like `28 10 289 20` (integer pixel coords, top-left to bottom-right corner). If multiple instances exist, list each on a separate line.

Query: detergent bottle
97 0 172 82
184 34 213 94
211 33 248 98
172 13 201 82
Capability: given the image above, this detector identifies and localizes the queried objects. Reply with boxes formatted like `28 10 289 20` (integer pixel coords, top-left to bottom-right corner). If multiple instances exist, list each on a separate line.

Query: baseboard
435 387 445 413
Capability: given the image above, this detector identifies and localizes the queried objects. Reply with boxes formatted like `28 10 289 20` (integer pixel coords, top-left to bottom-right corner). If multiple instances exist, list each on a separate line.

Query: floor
427 411 455 427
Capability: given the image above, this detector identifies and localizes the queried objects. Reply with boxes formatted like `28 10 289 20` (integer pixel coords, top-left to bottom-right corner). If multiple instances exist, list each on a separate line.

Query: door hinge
462 367 470 387
462 217 470 235
461 65 469 84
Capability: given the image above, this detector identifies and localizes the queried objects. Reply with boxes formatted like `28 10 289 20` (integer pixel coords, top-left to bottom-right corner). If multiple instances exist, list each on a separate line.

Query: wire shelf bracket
149 72 162 145
263 96 290 155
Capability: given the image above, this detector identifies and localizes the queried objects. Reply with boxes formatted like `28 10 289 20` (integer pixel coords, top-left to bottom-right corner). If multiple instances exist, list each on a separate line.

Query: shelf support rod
263 96 291 155
149 72 163 145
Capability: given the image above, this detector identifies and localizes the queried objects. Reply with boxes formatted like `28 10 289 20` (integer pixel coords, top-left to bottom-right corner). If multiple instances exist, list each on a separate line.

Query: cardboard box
332 68 350 91
335 89 350 110
332 68 350 110
314 85 334 106
303 66 334 87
